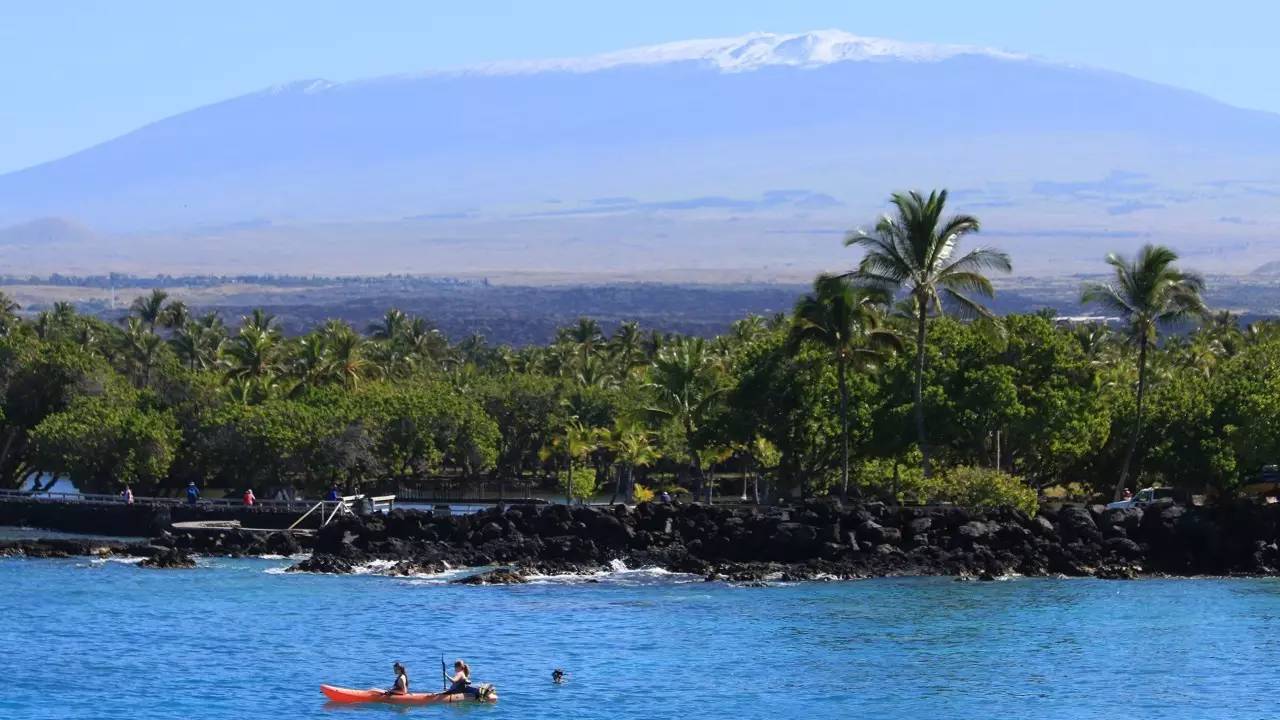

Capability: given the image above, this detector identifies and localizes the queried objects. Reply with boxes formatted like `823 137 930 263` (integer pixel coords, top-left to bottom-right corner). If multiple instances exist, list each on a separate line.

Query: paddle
441 654 447 692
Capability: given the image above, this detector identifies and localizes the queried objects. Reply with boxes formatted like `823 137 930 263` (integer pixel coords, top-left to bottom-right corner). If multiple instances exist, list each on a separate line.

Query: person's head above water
393 662 405 675
454 660 470 676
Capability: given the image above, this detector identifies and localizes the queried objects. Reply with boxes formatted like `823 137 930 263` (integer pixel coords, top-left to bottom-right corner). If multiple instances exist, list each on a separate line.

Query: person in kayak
385 662 409 696
444 660 472 696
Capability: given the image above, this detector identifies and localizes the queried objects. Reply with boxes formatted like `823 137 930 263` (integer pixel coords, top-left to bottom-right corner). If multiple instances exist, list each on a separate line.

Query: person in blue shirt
186 481 200 505
325 485 340 502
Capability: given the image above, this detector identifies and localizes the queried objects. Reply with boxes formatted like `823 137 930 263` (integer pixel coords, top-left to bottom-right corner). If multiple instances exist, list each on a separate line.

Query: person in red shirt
243 488 256 506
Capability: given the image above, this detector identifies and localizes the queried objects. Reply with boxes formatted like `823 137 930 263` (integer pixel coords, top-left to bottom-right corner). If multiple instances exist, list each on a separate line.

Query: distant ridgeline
0 273 487 289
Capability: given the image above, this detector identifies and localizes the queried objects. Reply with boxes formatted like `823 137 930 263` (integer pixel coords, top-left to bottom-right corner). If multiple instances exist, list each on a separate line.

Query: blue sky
3 0 1278 174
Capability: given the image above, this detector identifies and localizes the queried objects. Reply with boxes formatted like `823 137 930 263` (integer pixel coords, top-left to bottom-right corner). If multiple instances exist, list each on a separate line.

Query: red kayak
321 684 499 704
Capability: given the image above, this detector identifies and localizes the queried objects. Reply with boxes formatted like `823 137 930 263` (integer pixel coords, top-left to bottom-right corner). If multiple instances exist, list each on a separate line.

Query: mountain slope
0 30 1278 275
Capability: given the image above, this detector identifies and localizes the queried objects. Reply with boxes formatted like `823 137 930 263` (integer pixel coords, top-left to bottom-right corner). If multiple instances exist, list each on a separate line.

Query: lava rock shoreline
8 499 1280 583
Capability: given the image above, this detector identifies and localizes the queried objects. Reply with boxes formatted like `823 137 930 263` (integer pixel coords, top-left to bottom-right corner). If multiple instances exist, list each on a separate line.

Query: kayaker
444 660 471 696
386 662 409 696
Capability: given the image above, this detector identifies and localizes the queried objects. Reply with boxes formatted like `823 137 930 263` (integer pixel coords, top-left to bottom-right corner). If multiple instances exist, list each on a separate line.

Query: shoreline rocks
139 548 197 569
10 497 1280 584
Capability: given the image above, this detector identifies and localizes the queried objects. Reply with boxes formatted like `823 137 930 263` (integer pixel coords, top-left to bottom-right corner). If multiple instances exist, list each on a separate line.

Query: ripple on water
0 559 1278 719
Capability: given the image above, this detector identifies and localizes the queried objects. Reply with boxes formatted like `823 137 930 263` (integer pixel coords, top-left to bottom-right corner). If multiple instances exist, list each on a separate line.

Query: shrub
939 466 1039 515
632 483 655 503
852 453 926 503
560 467 599 501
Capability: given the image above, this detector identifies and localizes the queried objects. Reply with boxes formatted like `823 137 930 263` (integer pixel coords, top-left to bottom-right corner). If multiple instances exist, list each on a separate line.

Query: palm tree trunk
838 359 850 498
566 455 573 505
914 302 932 478
1114 339 1149 500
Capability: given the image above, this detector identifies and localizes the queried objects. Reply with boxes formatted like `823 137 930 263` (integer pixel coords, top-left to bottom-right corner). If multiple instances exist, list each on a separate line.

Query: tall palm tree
1081 244 1206 500
129 289 170 332
646 337 725 501
847 189 1010 476
789 274 901 497
123 317 163 387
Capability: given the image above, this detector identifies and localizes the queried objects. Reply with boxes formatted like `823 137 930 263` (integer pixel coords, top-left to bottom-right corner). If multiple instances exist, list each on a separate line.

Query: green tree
645 337 725 501
1081 244 1206 499
847 189 1010 477
129 289 170 332
223 322 282 402
29 387 180 492
789 274 900 496
603 420 657 503
0 292 20 335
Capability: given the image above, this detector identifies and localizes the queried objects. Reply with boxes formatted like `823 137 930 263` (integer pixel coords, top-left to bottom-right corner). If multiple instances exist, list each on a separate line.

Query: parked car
1106 487 1176 510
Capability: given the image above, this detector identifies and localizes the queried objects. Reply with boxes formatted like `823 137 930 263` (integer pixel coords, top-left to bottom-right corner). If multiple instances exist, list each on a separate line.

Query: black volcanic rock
139 548 196 569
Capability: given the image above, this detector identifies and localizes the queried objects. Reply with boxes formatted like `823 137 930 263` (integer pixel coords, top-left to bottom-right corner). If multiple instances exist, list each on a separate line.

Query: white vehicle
1106 487 1176 510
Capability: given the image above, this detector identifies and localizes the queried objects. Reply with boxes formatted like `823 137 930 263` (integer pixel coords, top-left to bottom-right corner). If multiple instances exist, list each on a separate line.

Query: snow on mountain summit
447 29 1025 76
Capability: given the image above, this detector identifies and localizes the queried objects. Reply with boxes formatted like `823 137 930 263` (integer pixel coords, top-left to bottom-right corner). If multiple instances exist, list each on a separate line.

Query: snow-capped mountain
0 30 1277 277
431 29 1026 76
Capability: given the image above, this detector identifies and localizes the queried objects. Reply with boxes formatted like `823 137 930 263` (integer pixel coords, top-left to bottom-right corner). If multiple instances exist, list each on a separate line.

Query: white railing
0 488 394 514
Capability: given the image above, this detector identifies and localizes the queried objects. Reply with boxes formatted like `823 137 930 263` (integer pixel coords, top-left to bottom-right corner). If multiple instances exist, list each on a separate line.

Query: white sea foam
86 556 145 566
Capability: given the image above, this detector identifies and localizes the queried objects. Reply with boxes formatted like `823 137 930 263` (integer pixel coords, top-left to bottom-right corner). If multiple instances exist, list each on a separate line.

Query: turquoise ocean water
2 553 1278 719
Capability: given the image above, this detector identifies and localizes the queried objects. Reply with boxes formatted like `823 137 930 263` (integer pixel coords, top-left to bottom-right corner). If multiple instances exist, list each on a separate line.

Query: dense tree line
1 191 1276 507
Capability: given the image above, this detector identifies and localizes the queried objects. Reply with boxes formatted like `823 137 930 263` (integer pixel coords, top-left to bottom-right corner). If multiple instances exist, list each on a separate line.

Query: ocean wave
84 556 145 567
523 559 702 586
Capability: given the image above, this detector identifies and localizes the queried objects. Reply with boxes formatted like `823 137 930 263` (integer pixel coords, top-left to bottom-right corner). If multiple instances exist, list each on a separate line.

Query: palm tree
160 300 190 331
847 189 1010 476
240 308 277 335
123 317 164 386
605 421 657 504
402 317 451 368
789 274 901 497
223 324 282 401
608 321 646 379
290 332 333 389
129 289 169 332
646 337 725 501
0 292 19 334
321 320 372 389
541 417 599 504
171 320 225 371
368 309 409 341
1081 244 1206 500
559 317 605 353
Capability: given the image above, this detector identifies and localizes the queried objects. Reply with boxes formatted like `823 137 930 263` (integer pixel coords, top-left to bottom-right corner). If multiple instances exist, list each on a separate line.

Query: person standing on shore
243 488 256 506
186 481 200 505
122 485 134 505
